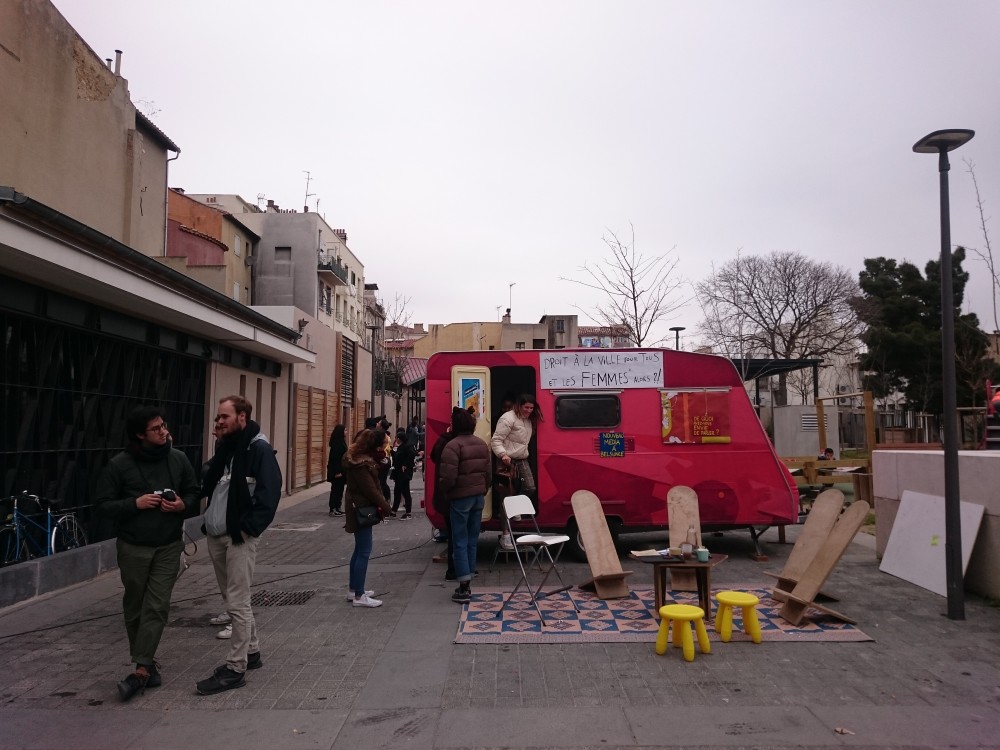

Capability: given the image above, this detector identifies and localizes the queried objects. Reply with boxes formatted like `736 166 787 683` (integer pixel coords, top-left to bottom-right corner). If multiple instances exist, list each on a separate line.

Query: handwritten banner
662 389 732 444
540 351 663 390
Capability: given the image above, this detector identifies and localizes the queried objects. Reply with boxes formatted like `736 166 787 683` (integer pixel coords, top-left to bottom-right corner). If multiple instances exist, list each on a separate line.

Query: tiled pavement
1 483 998 749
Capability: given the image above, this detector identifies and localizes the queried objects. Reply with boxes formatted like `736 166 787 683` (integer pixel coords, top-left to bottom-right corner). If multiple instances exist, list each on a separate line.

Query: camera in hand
154 489 176 501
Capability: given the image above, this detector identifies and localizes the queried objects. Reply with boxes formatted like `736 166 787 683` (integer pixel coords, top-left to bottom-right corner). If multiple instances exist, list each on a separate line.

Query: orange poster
661 389 732 444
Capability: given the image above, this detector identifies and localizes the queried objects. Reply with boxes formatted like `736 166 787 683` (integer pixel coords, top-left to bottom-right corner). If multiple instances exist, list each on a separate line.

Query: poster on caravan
460 376 485 420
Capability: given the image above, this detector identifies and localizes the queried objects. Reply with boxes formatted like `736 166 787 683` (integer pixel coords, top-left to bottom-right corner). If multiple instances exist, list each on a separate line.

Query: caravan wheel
565 517 621 562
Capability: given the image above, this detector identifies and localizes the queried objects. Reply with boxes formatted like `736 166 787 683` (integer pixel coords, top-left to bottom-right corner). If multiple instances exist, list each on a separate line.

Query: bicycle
0 491 89 565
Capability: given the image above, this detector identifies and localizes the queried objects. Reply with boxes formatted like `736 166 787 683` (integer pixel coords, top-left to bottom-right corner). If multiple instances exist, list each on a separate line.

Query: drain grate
251 589 317 607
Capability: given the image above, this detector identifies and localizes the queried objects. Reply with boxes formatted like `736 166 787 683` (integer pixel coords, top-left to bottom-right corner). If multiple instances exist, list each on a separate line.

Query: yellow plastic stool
656 604 711 661
715 591 762 644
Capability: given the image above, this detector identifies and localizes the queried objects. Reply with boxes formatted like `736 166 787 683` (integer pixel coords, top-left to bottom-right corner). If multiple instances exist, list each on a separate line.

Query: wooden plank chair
667 485 701 592
777 499 870 626
570 490 633 599
764 488 845 599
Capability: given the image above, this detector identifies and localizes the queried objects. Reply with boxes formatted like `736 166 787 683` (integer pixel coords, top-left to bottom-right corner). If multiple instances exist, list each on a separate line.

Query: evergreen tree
854 247 997 413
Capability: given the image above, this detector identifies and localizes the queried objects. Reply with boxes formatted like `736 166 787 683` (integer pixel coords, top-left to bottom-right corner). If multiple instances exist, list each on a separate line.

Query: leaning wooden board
571 490 632 599
779 500 870 626
667 485 701 592
765 488 844 599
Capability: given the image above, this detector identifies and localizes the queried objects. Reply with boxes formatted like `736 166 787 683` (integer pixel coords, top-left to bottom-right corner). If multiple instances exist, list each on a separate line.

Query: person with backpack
195 396 281 696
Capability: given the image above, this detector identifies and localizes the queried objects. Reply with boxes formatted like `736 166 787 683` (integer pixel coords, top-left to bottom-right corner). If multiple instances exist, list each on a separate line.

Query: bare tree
696 250 767 377
377 293 412 424
697 251 862 405
561 224 687 347
964 159 998 354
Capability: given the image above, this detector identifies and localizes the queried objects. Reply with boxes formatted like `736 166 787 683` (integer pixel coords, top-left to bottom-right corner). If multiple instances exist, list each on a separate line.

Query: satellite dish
245 255 257 267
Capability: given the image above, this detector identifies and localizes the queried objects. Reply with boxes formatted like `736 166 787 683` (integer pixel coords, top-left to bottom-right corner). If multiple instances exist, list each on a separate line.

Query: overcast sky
56 0 1000 348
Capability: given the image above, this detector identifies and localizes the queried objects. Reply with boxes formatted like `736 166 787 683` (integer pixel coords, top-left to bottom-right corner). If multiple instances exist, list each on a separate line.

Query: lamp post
669 326 686 350
913 128 975 621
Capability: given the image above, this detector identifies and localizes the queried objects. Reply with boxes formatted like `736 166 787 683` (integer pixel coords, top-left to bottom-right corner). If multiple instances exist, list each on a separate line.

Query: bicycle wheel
0 524 21 565
51 515 88 554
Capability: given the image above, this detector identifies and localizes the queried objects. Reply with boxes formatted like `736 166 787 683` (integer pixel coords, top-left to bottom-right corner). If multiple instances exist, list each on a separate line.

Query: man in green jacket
95 405 199 702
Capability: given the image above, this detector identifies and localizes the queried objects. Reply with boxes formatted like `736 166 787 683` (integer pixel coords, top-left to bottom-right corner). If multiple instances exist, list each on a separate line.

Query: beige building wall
157 257 228 292
500 323 546 350
207 362 291 491
0 1 175 256
412 322 501 357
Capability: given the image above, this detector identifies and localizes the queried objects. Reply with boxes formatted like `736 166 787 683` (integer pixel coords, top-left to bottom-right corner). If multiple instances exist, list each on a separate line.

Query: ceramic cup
695 547 710 562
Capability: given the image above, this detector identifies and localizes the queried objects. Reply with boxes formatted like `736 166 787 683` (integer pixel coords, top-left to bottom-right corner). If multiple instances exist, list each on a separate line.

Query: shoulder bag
355 504 381 528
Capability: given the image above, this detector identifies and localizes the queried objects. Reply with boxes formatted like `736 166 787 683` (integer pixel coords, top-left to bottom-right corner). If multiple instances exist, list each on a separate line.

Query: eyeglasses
146 423 168 433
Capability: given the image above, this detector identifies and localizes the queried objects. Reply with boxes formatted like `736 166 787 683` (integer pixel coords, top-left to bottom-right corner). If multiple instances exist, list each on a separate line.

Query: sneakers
399 513 411 520
346 589 375 601
117 665 151 702
499 534 515 551
247 652 263 670
431 553 448 563
352 593 383 608
209 612 231 625
216 624 232 639
145 661 162 688
196 665 246 695
329 509 344 517
452 584 472 603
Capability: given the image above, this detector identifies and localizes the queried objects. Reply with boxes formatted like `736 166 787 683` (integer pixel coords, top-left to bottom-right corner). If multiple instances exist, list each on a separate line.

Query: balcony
317 252 348 285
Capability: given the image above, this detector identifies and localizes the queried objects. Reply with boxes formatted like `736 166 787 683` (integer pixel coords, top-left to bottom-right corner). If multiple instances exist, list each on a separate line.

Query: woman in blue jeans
343 428 394 607
437 408 491 603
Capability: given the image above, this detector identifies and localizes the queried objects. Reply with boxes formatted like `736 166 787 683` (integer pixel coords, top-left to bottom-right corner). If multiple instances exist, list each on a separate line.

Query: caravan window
555 394 621 429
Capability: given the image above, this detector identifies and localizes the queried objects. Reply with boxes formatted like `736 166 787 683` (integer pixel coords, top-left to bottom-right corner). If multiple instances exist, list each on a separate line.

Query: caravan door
450 365 493 521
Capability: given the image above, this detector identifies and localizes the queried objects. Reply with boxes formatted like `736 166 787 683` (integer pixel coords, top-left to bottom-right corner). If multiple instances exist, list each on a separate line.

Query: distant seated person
817 447 835 461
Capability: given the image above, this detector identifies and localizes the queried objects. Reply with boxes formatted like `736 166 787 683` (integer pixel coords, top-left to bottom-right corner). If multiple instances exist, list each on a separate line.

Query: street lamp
913 128 975 621
669 326 686 350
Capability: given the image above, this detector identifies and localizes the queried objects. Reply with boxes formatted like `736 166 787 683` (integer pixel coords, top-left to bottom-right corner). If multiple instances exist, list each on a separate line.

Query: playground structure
780 390 875 509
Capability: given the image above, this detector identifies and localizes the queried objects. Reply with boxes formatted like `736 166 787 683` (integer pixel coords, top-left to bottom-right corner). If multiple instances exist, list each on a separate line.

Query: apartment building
186 195 375 487
0 0 312 512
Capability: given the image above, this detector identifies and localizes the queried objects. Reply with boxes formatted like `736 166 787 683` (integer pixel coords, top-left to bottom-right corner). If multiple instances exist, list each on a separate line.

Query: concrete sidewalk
1 484 998 749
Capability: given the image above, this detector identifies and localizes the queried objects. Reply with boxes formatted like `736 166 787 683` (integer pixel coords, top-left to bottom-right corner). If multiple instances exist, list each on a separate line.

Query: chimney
303 205 309 213
333 229 347 243
114 49 122 76
414 323 424 333
502 308 511 324
105 58 112 68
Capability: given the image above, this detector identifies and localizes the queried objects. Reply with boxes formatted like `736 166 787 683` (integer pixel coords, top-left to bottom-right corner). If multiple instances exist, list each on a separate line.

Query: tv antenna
303 171 315 210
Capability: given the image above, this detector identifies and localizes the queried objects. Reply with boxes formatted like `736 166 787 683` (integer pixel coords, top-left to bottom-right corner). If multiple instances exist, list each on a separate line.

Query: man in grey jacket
195 396 282 696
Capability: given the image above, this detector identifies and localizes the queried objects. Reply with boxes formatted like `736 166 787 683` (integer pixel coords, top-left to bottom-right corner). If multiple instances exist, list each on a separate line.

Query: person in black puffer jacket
390 428 416 519
327 424 348 516
95 405 200 702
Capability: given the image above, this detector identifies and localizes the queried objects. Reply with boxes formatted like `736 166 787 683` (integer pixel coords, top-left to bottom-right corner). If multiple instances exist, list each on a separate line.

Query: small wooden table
629 553 729 620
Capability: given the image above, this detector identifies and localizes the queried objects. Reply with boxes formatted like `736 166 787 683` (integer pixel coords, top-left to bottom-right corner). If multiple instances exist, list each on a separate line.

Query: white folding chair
496 494 576 626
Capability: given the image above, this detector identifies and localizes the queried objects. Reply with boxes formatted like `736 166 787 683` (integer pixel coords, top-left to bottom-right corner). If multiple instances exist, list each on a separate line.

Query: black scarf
202 420 260 545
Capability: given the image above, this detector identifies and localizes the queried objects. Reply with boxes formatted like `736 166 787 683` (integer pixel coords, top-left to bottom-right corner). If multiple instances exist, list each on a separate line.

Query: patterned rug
455 585 873 644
